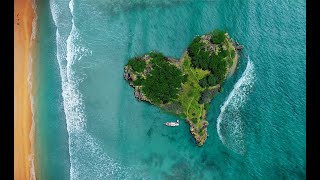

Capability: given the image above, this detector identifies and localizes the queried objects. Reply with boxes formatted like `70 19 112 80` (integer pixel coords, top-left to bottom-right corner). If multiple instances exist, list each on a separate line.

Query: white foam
217 57 256 155
28 1 38 179
69 131 138 179
31 1 38 41
49 0 138 179
65 25 87 133
49 0 60 27
28 56 36 180
27 56 36 180
69 0 74 15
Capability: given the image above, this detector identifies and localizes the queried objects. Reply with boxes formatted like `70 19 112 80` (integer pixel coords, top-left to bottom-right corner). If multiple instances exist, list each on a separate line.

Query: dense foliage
133 77 143 86
188 36 204 58
211 29 226 44
187 29 230 86
141 52 184 104
128 58 146 73
204 103 210 110
199 74 217 88
231 49 236 59
149 51 166 63
124 29 238 146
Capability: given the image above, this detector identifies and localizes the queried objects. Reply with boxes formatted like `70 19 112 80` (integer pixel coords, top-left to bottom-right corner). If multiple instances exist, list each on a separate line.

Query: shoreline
124 32 239 146
14 0 36 179
228 51 239 77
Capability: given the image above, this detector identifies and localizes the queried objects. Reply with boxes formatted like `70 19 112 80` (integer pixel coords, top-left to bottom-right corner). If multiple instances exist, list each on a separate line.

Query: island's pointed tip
124 29 239 146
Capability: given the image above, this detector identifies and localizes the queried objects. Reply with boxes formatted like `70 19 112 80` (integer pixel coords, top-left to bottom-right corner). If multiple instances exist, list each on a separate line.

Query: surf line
216 56 256 154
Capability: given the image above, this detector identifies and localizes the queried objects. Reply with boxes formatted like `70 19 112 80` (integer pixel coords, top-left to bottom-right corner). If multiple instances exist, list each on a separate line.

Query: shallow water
34 0 306 179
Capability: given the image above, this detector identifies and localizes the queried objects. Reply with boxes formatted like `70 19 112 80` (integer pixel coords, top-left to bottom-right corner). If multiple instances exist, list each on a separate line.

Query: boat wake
217 57 256 155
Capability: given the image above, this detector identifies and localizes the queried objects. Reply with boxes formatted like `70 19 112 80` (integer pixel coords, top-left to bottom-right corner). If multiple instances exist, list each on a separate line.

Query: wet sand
228 51 239 77
14 0 36 179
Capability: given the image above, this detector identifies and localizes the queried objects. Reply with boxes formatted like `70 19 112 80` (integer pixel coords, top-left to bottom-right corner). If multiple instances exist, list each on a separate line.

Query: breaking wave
49 0 138 179
28 0 38 179
217 57 256 155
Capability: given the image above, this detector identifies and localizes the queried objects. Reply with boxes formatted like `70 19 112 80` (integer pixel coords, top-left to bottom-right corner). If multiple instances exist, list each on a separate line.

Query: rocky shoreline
124 32 241 146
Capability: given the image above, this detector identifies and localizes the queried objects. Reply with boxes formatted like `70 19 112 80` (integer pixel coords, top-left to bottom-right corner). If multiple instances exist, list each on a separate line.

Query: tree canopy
187 29 230 87
141 53 184 104
127 58 146 73
211 29 226 44
124 29 238 147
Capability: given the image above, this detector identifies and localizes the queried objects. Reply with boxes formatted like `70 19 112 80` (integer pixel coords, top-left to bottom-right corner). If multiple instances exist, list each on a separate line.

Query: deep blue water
34 0 305 179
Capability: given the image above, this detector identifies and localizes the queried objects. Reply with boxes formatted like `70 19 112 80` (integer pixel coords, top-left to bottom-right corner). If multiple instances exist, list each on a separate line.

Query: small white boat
164 120 179 126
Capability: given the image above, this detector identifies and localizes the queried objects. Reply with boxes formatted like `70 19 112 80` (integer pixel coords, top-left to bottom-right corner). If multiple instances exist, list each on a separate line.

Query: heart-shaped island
124 29 241 146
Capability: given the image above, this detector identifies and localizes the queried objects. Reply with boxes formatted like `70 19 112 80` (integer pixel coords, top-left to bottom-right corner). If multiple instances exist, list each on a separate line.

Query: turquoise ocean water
34 0 306 179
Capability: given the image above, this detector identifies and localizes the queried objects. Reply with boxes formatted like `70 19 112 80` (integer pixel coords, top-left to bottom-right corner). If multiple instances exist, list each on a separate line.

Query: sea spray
217 57 256 155
40 0 305 178
50 0 140 179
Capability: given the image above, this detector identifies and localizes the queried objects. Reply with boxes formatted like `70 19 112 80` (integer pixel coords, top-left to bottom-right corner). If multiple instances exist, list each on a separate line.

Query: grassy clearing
226 38 236 68
178 54 209 126
125 30 239 146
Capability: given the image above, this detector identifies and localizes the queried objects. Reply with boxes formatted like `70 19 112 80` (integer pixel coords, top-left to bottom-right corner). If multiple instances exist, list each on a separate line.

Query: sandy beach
228 51 239 77
14 0 36 179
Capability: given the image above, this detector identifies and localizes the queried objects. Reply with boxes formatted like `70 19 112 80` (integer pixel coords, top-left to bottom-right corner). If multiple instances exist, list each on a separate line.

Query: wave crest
50 0 140 179
217 58 256 155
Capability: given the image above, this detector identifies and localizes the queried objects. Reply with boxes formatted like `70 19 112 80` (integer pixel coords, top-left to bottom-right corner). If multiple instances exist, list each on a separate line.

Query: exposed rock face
144 64 152 74
123 31 239 147
141 54 150 61
199 86 220 104
161 102 183 115
201 34 212 41
186 116 209 146
123 67 131 81
236 45 244 50
134 88 145 101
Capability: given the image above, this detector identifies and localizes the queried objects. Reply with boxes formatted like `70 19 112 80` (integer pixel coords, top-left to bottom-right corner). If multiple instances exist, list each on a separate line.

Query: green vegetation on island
124 29 240 146
127 58 146 73
142 52 184 104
